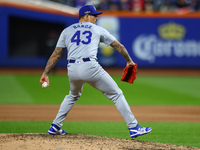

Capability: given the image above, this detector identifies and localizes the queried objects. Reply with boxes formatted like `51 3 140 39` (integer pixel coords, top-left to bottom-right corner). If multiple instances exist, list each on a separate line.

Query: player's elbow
110 40 124 52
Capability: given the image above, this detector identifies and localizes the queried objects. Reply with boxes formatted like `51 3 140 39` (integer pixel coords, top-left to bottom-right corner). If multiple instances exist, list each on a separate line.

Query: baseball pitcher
40 5 152 138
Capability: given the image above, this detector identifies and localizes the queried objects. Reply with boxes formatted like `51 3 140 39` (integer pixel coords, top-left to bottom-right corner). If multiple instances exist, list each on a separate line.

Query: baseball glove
121 64 137 84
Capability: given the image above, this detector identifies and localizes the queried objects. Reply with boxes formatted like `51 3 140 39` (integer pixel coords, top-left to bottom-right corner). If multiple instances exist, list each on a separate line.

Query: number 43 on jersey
71 30 92 46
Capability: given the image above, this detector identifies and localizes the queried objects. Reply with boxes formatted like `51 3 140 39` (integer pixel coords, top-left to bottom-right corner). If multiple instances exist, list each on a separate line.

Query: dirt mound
0 133 199 150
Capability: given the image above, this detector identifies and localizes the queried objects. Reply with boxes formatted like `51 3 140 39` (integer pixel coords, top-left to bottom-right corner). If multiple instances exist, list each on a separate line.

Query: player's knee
67 93 81 101
73 94 81 101
107 89 123 103
69 91 82 100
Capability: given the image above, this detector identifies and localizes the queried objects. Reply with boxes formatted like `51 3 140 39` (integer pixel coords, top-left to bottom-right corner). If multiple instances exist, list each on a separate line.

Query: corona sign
127 19 200 67
158 22 186 40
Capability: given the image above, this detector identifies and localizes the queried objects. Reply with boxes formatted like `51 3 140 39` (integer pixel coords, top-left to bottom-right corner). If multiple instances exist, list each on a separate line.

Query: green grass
1 74 200 148
0 74 200 105
0 121 200 148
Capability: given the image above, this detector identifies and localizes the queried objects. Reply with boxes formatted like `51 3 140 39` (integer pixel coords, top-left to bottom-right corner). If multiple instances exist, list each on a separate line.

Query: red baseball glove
121 64 137 84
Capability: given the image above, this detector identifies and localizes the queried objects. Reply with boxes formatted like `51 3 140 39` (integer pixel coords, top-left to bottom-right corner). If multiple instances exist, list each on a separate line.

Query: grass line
0 121 200 148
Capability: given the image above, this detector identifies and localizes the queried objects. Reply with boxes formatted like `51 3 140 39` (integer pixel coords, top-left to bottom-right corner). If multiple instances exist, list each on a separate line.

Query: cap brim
91 12 102 15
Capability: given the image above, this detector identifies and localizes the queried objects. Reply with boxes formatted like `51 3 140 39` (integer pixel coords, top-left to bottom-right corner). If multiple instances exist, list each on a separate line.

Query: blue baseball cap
79 5 102 17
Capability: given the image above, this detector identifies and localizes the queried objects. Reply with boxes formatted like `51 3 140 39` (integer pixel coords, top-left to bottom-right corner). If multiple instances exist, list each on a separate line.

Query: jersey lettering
82 31 92 44
71 31 81 45
73 24 92 29
71 30 92 46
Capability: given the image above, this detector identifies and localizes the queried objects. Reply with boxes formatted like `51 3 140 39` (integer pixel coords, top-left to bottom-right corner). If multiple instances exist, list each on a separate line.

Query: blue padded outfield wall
97 15 200 68
0 3 200 68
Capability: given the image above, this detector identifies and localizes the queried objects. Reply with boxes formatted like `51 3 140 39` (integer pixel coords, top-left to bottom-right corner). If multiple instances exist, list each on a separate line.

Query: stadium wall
0 1 200 68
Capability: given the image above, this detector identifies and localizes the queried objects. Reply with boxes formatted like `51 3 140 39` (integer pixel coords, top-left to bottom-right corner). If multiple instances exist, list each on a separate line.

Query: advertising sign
120 17 200 68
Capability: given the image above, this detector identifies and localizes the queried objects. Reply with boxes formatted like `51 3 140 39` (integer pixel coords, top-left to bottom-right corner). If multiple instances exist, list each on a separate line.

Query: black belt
69 58 91 63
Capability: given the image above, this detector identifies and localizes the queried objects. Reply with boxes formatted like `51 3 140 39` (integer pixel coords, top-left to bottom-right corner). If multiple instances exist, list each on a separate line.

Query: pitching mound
0 133 198 150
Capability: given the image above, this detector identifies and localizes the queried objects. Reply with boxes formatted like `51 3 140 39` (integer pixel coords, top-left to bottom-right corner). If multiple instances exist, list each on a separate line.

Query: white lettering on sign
132 34 200 63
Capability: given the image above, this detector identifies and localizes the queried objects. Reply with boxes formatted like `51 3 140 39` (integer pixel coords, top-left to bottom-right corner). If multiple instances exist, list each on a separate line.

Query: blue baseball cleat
129 124 152 138
48 123 67 135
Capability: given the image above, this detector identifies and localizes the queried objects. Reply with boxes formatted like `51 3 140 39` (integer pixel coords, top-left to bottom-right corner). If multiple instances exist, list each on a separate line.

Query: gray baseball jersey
52 22 138 129
56 22 115 60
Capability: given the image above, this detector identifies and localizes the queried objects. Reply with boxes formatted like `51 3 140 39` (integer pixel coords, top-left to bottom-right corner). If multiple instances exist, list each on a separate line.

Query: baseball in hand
42 82 48 88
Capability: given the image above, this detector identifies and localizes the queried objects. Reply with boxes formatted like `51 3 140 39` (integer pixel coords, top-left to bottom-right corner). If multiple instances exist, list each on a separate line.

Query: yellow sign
100 45 114 57
158 22 186 40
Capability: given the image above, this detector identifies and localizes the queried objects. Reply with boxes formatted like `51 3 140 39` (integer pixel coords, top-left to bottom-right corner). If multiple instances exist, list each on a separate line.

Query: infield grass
0 74 200 105
0 121 200 148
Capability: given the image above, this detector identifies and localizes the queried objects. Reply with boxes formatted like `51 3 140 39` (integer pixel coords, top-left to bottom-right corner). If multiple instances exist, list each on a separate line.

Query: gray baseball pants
53 59 138 128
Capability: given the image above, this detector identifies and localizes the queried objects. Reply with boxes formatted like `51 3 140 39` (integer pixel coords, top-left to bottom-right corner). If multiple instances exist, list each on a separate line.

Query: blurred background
0 0 200 69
